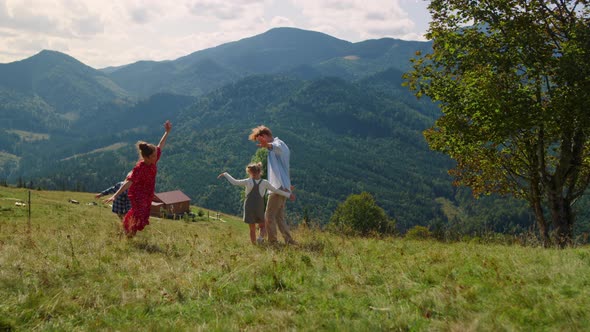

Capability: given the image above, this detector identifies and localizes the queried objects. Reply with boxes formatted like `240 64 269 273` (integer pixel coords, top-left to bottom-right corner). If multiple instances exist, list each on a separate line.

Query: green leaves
405 0 590 244
328 192 395 236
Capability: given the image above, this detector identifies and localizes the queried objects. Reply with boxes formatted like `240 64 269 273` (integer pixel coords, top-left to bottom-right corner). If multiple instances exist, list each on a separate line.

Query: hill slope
1 186 589 331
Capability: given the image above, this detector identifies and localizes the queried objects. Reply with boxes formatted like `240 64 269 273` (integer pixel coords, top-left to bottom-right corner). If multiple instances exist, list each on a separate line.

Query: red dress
123 147 161 234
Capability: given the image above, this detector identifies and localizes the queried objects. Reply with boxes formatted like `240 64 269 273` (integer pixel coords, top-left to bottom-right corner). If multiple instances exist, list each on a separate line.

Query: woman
105 120 172 237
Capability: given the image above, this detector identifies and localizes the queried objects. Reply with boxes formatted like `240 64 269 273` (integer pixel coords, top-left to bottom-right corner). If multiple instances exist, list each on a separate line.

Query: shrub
328 192 395 236
405 225 431 240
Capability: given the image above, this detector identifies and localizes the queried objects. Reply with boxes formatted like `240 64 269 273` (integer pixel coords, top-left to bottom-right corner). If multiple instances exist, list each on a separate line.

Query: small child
95 181 130 220
218 162 293 244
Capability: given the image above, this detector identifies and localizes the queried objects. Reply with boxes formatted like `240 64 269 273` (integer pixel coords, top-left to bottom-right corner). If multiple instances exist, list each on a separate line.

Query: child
218 162 293 244
95 181 130 220
104 120 172 237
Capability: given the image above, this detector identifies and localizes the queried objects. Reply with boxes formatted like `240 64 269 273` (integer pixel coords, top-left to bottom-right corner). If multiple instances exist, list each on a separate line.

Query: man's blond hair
249 125 272 141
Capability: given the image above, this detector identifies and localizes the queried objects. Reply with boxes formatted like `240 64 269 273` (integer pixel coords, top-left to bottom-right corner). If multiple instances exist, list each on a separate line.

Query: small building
151 190 191 218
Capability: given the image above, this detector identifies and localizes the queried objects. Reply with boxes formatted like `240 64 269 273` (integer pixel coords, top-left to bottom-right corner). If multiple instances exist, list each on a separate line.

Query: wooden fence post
27 190 31 235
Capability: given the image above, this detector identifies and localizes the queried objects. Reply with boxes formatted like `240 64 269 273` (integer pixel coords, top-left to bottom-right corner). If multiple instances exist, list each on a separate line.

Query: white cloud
289 0 420 42
0 0 429 68
270 15 295 27
72 15 104 36
128 7 155 24
0 0 68 37
186 0 268 21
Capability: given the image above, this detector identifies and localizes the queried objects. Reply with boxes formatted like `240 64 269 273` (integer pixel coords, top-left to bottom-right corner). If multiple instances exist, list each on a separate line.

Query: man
249 125 296 244
95 181 130 220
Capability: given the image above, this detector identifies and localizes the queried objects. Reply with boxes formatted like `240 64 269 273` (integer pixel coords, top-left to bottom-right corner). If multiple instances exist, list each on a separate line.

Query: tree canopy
405 0 590 246
329 192 395 236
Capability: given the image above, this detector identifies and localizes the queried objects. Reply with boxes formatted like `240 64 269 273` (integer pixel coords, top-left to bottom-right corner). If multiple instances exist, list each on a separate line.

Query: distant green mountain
297 38 433 81
105 27 432 98
175 27 352 73
358 67 441 119
0 50 128 115
0 88 62 132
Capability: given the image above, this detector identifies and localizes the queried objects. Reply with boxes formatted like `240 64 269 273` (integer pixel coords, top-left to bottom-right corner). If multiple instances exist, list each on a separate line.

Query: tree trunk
530 132 550 246
547 189 574 248
530 181 550 246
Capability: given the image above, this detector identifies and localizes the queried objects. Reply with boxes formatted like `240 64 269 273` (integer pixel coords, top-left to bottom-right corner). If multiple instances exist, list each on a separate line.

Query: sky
0 0 431 69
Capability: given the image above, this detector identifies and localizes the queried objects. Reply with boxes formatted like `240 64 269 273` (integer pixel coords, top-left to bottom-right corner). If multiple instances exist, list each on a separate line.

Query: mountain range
0 27 543 234
104 28 432 98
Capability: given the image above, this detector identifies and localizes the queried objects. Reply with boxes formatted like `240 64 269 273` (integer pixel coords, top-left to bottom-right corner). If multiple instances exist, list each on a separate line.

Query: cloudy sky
0 0 431 69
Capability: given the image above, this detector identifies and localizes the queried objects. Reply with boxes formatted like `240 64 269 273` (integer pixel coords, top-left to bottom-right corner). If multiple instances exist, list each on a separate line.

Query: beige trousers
265 193 294 243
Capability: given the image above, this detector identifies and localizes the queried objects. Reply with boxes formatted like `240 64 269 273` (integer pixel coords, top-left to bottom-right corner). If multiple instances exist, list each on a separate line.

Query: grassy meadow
1 186 589 331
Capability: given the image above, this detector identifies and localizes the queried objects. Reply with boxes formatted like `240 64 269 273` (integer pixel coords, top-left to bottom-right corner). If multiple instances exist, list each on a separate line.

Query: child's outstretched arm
104 180 132 204
158 120 172 150
95 182 119 199
218 172 249 187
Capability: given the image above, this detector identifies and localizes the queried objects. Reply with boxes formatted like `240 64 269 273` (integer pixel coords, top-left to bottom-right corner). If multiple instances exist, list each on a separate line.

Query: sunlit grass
1 186 589 331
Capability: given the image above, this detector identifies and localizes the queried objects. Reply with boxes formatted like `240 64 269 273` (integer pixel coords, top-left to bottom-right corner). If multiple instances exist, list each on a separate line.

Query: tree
329 192 395 236
250 148 268 177
405 0 590 246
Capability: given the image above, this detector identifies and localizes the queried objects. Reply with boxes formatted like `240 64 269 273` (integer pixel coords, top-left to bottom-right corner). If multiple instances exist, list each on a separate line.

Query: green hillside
0 88 63 132
1 186 589 331
3 73 539 234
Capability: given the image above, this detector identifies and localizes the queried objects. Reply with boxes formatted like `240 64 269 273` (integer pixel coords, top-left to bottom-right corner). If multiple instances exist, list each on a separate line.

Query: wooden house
150 190 191 217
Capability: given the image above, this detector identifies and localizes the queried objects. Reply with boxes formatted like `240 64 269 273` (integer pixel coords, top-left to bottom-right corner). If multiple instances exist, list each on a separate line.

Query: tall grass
1 187 589 331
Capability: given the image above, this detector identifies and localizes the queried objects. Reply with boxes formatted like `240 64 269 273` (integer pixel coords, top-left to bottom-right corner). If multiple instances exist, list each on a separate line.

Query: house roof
154 190 191 204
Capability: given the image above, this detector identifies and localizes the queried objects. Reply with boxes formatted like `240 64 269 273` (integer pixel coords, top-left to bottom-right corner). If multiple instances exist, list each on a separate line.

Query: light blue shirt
267 137 291 192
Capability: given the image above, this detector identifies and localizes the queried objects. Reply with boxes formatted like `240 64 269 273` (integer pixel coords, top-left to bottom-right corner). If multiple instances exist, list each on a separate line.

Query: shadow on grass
132 240 165 254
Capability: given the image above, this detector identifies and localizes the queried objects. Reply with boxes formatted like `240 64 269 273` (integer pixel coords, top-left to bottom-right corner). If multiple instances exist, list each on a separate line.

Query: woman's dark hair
137 141 156 159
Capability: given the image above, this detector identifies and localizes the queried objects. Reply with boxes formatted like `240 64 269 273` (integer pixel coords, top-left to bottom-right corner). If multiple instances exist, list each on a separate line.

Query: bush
405 225 431 240
328 192 395 236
